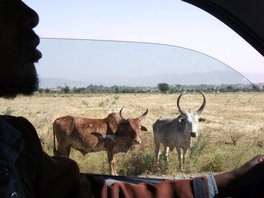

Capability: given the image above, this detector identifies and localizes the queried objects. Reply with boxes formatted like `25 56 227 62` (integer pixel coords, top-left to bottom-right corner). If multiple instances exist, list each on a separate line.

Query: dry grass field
1 92 264 176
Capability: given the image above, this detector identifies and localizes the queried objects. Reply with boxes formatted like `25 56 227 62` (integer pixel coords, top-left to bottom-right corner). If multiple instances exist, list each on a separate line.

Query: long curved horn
196 90 206 115
139 109 148 121
119 107 126 120
177 91 186 116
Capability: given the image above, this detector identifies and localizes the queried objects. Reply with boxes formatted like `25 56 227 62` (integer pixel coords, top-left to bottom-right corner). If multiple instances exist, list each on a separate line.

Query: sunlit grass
0 92 263 176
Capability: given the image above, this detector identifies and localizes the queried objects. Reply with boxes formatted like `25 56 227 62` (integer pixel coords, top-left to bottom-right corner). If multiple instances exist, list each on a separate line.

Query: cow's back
53 116 108 153
153 117 179 147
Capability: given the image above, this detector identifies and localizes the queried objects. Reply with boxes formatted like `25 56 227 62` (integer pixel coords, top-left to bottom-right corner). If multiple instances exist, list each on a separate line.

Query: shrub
1 107 15 115
117 147 157 176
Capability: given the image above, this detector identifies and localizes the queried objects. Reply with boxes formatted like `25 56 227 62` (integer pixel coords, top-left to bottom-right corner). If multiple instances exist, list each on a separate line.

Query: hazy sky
38 39 242 85
24 0 264 83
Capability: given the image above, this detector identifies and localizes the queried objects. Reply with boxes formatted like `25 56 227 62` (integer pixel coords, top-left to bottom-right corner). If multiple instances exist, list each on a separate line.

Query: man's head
0 0 42 98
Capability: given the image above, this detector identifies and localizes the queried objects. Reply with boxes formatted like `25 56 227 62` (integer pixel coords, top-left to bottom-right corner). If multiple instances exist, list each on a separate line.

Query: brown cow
53 108 148 175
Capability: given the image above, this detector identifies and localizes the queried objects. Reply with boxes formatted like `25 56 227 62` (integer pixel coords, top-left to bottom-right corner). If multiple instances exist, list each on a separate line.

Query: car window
37 38 251 88
23 0 264 83
1 37 262 177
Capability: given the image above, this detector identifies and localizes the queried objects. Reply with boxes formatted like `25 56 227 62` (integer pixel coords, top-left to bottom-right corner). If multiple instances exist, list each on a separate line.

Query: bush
157 83 169 93
117 147 157 176
1 106 15 115
200 151 228 172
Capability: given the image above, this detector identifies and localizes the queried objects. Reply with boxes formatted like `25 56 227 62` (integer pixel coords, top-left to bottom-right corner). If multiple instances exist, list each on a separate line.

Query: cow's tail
53 122 58 156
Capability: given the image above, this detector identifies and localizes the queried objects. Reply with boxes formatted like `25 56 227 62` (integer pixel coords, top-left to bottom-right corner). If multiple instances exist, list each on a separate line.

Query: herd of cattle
53 91 207 175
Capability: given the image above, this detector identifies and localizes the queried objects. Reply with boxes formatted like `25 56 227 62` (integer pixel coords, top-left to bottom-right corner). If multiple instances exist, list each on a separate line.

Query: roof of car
182 0 264 56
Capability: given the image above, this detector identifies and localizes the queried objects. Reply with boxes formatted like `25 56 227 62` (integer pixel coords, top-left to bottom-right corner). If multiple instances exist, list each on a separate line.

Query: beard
0 28 42 98
0 63 39 98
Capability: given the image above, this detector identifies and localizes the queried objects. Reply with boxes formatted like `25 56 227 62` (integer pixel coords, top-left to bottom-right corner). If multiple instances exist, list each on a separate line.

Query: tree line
38 83 261 94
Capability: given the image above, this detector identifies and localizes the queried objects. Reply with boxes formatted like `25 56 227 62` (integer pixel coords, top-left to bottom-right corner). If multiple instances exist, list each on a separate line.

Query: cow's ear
141 125 148 132
108 116 118 133
199 118 206 122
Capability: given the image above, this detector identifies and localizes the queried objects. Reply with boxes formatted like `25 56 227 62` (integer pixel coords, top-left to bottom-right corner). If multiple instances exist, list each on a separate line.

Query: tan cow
53 108 148 175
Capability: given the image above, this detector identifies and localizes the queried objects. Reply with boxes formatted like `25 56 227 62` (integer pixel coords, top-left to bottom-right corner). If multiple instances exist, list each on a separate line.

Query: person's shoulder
0 115 36 134
0 115 32 126
1 115 42 149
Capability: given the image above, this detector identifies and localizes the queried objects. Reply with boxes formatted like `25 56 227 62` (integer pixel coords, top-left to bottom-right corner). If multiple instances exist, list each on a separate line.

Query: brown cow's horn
177 91 187 116
196 90 206 115
139 109 148 121
119 107 126 120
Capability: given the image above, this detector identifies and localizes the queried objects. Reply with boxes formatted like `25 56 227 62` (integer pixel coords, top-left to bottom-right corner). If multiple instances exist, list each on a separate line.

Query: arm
214 155 264 197
86 174 196 198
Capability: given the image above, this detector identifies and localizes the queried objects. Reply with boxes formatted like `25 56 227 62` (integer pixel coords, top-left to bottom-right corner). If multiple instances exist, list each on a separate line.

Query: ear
108 116 118 133
141 125 148 132
199 118 206 122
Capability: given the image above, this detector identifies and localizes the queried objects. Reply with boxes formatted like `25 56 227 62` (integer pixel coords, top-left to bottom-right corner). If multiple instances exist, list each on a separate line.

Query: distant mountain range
39 71 252 88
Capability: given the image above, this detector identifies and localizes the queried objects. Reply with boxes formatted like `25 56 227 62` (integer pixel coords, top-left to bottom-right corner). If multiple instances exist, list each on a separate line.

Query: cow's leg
154 139 161 164
164 146 170 162
107 151 117 175
182 147 188 167
65 145 71 157
56 142 65 156
176 146 182 169
112 157 118 176
57 143 71 157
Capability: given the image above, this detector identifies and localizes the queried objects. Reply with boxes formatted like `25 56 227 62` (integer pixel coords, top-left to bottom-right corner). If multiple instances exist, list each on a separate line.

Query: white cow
152 90 206 169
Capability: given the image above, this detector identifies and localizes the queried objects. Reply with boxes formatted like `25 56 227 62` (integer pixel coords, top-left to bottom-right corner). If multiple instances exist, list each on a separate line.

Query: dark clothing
0 117 25 198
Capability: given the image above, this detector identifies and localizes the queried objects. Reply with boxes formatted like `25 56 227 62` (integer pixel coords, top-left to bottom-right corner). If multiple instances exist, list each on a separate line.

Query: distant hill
39 78 87 89
39 70 251 88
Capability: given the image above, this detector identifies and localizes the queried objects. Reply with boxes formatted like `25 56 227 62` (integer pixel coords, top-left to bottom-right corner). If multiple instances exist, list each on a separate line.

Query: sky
38 38 250 86
24 0 264 84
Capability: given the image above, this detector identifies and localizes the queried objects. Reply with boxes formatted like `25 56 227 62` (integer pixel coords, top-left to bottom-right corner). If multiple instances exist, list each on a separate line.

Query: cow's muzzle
190 132 197 138
134 138 141 144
